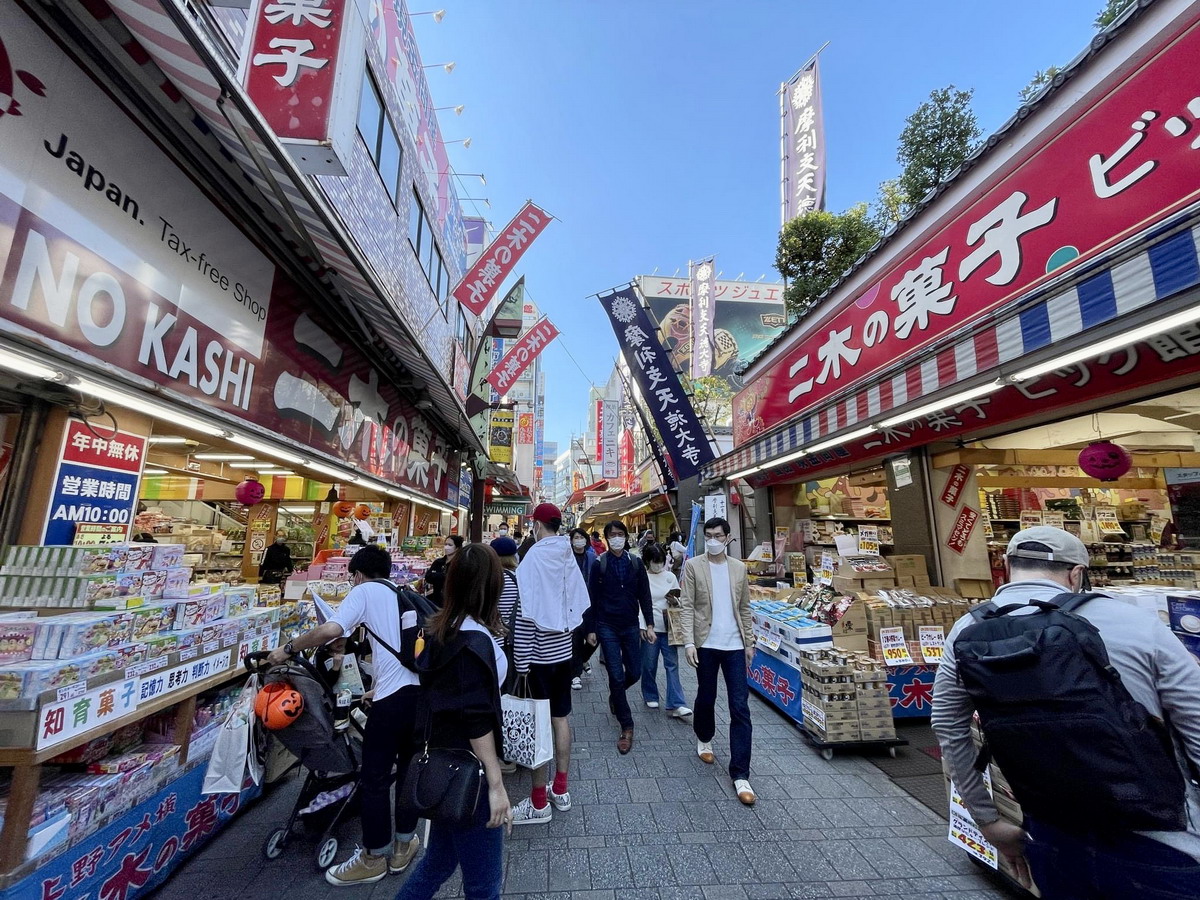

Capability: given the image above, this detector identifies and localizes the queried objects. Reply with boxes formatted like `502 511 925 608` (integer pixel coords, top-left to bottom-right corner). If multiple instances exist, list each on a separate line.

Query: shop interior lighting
725 463 764 480
0 347 65 382
757 446 809 472
257 470 295 476
74 379 227 436
227 434 306 465
142 468 169 475
306 461 359 482
147 436 193 445
804 426 879 456
192 453 254 461
227 461 266 469
876 381 1003 430
1011 307 1200 382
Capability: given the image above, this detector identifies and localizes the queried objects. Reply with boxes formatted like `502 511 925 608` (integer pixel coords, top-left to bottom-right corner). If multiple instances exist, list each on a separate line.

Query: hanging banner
489 410 514 464
689 257 717 378
485 317 560 393
940 464 972 508
453 202 553 315
780 56 826 225
947 506 981 554
517 413 534 445
619 428 635 494
601 399 619 479
43 421 147 546
598 287 714 480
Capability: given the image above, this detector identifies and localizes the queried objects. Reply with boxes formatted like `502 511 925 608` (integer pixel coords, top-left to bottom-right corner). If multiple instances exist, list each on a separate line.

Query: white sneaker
697 740 715 764
670 706 693 718
548 788 572 811
571 677 582 691
645 700 659 709
734 778 757 806
510 797 552 826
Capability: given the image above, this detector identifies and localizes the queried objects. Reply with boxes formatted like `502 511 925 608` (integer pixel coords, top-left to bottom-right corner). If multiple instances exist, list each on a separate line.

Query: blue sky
415 0 1107 461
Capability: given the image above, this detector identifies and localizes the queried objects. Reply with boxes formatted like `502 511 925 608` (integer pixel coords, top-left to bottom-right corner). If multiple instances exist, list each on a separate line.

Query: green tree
689 375 733 428
775 204 880 318
1095 0 1136 28
869 177 911 232
1018 65 1063 103
897 86 981 204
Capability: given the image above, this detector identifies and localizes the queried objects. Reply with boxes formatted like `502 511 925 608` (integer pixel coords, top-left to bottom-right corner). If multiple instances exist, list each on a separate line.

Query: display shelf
810 516 891 522
809 542 894 548
988 517 1152 524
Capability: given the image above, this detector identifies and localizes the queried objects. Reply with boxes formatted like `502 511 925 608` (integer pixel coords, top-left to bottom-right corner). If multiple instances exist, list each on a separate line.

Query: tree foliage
869 177 911 233
897 86 981 204
1095 0 1136 28
689 376 733 428
775 204 880 318
1018 65 1063 103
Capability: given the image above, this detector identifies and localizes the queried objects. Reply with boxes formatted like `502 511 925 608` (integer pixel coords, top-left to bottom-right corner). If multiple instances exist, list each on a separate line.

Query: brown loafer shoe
617 729 634 754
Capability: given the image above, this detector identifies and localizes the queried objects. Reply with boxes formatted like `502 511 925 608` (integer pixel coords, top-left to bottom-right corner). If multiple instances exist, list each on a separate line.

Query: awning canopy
482 461 524 497
566 480 609 507
580 491 645 526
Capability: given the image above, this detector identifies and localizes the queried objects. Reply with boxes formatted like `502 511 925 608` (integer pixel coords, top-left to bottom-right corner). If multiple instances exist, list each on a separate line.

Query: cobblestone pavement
149 662 1008 900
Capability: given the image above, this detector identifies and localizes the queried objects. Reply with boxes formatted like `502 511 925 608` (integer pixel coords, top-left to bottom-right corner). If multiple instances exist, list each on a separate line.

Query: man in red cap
510 502 591 826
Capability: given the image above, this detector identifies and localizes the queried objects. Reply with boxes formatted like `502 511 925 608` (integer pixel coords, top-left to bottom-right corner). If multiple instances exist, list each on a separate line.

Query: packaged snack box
0 622 37 663
77 545 129 575
160 568 195 600
122 545 154 572
81 574 120 605
149 544 185 570
140 570 167 599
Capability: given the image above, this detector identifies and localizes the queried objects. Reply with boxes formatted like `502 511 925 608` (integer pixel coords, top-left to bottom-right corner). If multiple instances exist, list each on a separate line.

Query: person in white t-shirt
640 543 691 718
679 517 756 806
268 545 423 885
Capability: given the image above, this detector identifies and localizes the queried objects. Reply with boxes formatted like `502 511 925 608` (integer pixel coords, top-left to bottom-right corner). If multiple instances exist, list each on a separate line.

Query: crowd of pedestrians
271 509 756 898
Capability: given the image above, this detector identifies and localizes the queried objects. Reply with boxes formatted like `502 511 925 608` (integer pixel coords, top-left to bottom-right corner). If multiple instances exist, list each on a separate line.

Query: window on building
408 185 448 313
356 70 402 204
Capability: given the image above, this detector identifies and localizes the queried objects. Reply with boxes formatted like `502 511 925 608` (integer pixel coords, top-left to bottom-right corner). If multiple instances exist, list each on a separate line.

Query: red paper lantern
1078 441 1132 482
235 479 265 505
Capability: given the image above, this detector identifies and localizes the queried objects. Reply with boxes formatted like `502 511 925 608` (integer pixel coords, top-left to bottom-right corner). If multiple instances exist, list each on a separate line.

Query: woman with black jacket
422 535 463 607
397 543 511 900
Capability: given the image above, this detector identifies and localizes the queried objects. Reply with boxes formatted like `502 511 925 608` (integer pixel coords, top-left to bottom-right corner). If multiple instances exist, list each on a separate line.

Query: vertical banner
489 410 514 464
619 429 635 494
453 202 553 315
517 413 535 445
488 339 505 405
599 287 715 481
601 399 619 479
595 400 604 460
43 421 146 545
689 257 717 378
780 56 826 225
484 317 560 393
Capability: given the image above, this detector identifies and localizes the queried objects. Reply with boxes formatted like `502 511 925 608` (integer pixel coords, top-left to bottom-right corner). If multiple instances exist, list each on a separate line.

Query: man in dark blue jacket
585 520 655 754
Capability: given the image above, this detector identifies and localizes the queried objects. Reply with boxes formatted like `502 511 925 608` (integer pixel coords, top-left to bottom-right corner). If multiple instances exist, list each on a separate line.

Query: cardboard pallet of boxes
797 648 897 745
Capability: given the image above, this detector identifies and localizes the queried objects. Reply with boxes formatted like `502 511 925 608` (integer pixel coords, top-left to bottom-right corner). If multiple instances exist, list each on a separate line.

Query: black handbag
399 743 484 826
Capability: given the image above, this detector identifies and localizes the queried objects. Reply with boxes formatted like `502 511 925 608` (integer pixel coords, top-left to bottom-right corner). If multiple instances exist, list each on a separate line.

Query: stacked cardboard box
864 589 977 661
831 555 895 594
887 554 933 590
797 648 897 744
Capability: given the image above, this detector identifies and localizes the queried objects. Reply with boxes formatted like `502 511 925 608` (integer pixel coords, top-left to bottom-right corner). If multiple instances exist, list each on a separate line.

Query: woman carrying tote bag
397 544 512 900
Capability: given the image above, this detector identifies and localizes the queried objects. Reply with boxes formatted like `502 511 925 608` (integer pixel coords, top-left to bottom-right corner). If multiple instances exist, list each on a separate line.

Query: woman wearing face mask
640 544 691 718
259 530 295 584
568 529 598 690
424 535 464 608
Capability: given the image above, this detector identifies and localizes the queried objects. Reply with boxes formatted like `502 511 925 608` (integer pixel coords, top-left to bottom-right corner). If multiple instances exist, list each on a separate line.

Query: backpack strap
598 553 608 579
1052 592 1105 614
359 579 420 667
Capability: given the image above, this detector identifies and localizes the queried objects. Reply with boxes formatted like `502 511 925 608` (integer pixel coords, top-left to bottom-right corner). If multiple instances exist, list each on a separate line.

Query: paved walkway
149 661 1007 900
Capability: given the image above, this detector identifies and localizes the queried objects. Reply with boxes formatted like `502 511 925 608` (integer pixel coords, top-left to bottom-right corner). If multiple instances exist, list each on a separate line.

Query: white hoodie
515 533 590 632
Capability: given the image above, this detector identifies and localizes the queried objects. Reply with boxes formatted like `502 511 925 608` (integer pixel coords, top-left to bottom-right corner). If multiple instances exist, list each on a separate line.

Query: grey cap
1005 526 1089 567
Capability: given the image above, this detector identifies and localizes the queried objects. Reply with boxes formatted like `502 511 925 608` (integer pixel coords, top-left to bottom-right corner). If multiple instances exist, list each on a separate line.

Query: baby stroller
245 651 363 869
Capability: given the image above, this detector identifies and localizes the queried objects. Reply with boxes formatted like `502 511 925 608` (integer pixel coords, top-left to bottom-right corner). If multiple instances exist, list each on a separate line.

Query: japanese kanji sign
484 317 559 393
748 650 802 720
947 507 980 555
37 678 138 750
940 464 971 508
241 0 363 173
453 202 553 315
598 287 715 481
780 56 826 225
743 16 1200 442
517 413 534 445
689 257 717 378
601 399 619 479
43 421 146 546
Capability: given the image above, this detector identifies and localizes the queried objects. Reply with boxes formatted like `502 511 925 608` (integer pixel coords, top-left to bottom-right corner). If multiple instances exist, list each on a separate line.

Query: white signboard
36 679 138 750
919 625 946 664
703 493 727 522
948 779 999 869
879 626 914 666
601 399 619 479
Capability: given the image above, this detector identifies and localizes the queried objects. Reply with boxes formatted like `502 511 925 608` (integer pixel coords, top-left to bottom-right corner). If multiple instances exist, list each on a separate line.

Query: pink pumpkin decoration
235 479 266 505
1078 441 1132 482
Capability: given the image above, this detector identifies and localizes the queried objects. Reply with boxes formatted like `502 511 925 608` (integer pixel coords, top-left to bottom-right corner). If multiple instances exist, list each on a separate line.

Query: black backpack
953 592 1188 833
360 580 438 670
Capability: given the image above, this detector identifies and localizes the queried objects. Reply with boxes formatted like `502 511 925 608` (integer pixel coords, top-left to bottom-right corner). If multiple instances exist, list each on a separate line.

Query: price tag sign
1019 510 1043 529
1043 511 1065 529
919 625 946 664
879 626 914 666
817 551 835 586
753 619 781 652
1097 506 1126 535
858 525 880 556
801 697 826 731
948 781 999 869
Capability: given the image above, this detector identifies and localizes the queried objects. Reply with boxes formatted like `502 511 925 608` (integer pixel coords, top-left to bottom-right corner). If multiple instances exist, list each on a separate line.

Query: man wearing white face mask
680 516 756 805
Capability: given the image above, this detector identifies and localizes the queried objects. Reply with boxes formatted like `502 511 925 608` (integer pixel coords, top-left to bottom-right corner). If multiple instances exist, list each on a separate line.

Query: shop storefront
0 1 474 896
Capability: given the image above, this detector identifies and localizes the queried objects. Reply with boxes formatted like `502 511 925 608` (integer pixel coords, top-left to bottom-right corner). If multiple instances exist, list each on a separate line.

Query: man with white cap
932 526 1200 898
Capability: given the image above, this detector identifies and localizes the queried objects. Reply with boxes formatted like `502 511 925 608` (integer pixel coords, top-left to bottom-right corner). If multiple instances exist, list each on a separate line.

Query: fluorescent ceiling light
227 461 266 469
1012 307 1200 382
228 434 307 465
142 468 169 475
877 382 1002 430
306 461 359 482
725 463 763 480
193 453 254 461
258 469 296 476
75 380 227 436
0 347 63 381
148 436 193 445
759 446 808 471
805 426 878 455
280 506 316 515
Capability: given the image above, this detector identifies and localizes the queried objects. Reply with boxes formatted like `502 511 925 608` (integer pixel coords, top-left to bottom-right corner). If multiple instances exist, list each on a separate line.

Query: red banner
619 428 635 494
736 14 1200 445
595 400 604 459
485 317 559 393
940 464 971 508
947 507 980 555
517 413 534 444
454 202 552 315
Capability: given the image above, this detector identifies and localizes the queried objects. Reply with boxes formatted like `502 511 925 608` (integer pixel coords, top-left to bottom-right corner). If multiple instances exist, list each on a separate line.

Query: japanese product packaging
140 569 167 600
160 567 197 600
0 658 85 699
121 544 155 572
224 585 257 618
0 622 36 663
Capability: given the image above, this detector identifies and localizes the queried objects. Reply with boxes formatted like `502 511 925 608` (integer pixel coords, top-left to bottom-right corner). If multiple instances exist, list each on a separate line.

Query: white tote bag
501 693 553 769
203 674 259 794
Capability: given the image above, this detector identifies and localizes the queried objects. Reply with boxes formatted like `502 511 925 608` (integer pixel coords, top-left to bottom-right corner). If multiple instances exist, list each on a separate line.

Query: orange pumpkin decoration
354 503 372 520
331 500 355 519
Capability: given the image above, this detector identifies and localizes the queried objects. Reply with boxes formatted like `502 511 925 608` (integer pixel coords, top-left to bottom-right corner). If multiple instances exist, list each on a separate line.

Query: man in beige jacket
680 516 756 805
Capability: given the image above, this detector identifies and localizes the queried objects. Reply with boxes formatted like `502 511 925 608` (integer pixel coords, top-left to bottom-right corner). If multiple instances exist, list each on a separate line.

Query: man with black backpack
932 527 1200 897
268 544 432 886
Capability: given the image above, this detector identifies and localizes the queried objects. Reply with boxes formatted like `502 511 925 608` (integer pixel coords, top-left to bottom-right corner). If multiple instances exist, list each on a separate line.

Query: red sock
531 786 548 809
553 771 569 795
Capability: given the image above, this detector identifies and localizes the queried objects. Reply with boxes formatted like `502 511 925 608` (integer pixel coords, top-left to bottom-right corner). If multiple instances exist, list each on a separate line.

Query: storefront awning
707 214 1200 483
481 461 524 497
566 480 609 507
579 492 640 525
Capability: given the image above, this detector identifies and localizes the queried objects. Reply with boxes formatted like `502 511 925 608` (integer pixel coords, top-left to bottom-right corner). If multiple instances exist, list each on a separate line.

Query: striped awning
705 214 1200 480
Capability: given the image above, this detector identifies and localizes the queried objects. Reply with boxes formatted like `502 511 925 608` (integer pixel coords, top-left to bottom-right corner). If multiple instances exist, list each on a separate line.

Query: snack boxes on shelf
0 543 187 576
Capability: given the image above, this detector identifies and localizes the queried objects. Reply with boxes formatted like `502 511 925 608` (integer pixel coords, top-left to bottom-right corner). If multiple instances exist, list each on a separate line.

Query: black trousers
360 685 420 853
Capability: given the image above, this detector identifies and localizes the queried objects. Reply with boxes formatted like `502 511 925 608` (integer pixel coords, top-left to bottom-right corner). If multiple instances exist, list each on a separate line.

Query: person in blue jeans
640 543 691 718
585 519 655 755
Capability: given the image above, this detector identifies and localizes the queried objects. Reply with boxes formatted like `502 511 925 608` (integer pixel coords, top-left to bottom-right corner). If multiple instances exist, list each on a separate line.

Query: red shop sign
453 202 552 316
940 464 971 508
735 13 1200 446
947 507 980 555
